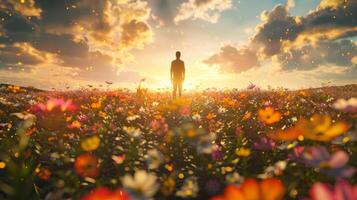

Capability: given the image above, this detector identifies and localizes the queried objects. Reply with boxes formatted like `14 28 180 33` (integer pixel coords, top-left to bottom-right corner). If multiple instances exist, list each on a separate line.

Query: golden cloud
174 0 232 24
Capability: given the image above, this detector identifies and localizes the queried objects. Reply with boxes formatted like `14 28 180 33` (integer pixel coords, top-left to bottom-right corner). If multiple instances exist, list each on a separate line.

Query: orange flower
296 114 350 142
211 178 285 200
74 154 99 178
269 114 350 142
269 126 303 141
81 187 130 200
258 107 281 125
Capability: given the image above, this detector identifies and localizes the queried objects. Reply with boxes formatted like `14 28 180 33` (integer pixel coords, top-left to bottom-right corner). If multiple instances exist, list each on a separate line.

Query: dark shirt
171 59 185 82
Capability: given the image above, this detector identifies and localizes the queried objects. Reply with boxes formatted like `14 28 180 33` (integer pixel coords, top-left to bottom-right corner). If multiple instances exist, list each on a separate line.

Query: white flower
192 113 201 121
126 115 140 121
218 106 227 114
146 149 163 170
121 170 159 199
176 177 199 198
123 126 142 137
333 98 357 113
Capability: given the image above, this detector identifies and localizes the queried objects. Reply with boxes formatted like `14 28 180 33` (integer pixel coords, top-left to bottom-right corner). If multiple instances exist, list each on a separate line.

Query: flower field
0 84 357 200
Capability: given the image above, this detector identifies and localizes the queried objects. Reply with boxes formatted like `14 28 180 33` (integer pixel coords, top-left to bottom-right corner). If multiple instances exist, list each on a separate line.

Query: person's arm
182 62 185 81
170 62 173 82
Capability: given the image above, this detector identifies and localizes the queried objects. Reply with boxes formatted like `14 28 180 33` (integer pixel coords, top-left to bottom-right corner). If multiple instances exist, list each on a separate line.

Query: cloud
277 39 357 70
203 45 258 73
204 0 357 79
0 43 56 69
0 0 41 18
174 0 232 24
0 0 154 84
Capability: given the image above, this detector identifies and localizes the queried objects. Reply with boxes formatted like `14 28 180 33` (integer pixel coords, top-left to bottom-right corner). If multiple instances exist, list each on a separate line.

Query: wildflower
302 146 356 178
211 144 223 161
258 107 281 125
333 98 357 113
176 177 199 198
253 137 276 151
146 149 164 170
269 126 302 141
161 176 176 196
81 187 130 200
258 160 287 179
297 114 350 142
192 113 201 121
242 111 252 121
179 105 191 116
270 115 350 142
235 148 251 157
74 154 99 178
225 172 244 185
309 180 357 200
150 116 169 136
37 167 51 180
287 146 305 160
211 178 285 200
32 98 76 113
81 135 100 152
112 154 126 165
121 170 159 198
123 126 142 137
68 120 81 129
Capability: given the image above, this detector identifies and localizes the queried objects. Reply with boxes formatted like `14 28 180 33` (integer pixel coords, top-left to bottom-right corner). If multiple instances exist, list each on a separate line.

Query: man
171 51 185 99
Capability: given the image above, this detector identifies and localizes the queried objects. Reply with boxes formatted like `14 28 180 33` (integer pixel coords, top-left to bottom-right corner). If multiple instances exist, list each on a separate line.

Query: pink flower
179 106 191 117
310 180 357 200
151 116 169 136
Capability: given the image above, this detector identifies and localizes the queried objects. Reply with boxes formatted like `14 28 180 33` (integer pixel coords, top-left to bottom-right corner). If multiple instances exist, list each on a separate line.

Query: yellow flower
296 114 350 142
235 148 251 157
91 101 101 109
81 135 100 151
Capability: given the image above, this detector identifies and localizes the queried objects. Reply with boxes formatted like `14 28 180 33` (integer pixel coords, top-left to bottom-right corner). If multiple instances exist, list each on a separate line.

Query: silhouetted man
171 51 185 99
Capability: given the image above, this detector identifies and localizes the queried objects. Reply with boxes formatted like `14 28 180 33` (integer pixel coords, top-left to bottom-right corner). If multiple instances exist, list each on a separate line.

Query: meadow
0 84 356 200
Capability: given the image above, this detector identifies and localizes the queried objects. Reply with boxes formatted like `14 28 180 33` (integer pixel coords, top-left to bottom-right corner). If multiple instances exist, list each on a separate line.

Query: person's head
175 51 181 59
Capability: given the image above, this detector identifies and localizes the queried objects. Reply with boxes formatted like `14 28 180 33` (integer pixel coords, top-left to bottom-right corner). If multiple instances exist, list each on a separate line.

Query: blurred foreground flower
211 178 285 200
31 98 76 130
270 114 350 142
146 149 164 170
74 154 100 178
32 98 76 113
298 115 350 142
81 187 131 200
121 170 159 199
333 98 357 113
309 180 357 200
302 147 356 178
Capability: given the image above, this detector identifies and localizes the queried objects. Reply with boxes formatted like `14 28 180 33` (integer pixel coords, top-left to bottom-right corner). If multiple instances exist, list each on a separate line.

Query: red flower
81 187 131 200
74 154 99 178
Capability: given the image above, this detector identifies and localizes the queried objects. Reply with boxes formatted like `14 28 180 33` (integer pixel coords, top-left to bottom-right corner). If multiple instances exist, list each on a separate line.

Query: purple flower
211 145 223 161
288 146 305 160
302 147 356 178
253 137 276 150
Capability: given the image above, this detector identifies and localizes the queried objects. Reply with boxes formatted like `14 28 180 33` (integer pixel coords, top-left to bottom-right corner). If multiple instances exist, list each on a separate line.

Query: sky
0 0 356 90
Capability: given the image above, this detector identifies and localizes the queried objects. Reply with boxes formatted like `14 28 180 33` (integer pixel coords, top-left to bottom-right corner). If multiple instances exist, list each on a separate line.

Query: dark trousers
172 81 182 99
